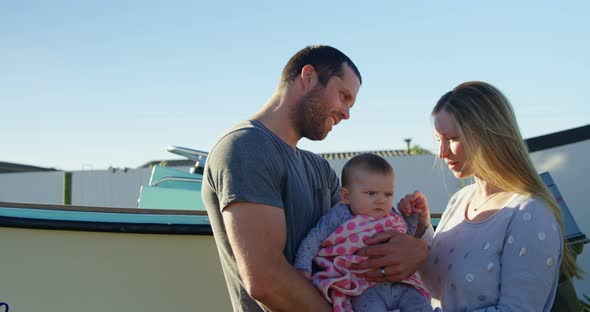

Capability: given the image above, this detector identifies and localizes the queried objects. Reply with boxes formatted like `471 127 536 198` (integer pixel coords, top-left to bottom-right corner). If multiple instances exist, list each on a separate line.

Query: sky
1 1 588 171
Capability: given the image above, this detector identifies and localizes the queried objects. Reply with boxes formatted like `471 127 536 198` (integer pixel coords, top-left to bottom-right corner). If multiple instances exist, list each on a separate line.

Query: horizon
6 123 587 172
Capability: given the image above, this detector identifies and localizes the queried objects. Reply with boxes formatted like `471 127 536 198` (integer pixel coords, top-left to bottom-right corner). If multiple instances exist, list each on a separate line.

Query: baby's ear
340 187 351 204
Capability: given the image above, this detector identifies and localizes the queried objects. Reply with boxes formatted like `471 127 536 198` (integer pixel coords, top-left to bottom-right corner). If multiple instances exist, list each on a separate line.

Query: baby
294 153 433 312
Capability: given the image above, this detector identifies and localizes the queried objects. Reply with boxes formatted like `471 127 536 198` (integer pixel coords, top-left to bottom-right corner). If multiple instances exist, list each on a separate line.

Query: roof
0 162 58 173
525 124 590 153
317 149 430 160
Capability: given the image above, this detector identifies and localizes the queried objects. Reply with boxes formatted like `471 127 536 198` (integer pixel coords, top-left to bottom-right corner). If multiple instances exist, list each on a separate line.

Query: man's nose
340 106 350 119
340 104 350 120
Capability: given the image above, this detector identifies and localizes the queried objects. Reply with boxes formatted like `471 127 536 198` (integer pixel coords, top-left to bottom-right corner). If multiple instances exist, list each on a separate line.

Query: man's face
295 64 361 141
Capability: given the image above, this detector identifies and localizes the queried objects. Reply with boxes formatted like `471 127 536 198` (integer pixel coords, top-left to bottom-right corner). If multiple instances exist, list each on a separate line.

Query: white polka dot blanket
311 212 431 311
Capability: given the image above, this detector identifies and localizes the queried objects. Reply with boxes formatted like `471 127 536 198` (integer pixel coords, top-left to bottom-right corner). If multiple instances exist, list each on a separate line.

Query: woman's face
433 110 473 179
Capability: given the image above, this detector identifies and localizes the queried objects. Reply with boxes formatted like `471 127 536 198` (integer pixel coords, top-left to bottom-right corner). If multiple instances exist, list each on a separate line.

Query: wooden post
63 171 72 205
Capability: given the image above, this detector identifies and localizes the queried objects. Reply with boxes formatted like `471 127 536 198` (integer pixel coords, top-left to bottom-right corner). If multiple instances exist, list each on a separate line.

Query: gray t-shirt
201 120 341 312
421 184 562 312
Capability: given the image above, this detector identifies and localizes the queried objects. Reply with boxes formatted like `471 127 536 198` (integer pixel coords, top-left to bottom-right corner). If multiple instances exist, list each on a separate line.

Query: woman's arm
473 199 563 312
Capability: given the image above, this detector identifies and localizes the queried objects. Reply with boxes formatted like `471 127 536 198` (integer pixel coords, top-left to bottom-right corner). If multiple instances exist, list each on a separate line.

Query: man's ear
300 64 316 89
340 187 351 204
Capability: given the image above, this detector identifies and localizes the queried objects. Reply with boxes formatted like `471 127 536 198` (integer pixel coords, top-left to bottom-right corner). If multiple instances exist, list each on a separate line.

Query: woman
399 81 580 311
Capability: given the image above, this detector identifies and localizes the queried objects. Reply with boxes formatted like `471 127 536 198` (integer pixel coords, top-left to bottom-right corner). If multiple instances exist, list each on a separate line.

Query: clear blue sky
2 1 588 171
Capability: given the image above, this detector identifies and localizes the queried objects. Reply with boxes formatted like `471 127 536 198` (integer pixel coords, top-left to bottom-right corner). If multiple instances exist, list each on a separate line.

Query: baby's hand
398 194 413 217
398 191 421 216
397 191 431 234
398 191 429 214
411 191 430 215
298 269 312 280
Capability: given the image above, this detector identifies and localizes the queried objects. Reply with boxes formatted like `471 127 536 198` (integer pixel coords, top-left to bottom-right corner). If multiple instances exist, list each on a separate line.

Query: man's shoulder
218 120 271 143
209 120 278 156
205 120 292 180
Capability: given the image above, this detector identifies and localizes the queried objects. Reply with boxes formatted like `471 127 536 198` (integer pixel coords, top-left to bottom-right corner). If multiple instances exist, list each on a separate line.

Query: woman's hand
398 191 431 237
351 231 428 283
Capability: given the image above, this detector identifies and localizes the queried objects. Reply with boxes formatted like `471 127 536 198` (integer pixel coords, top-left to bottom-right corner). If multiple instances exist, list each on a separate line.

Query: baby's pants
351 282 432 312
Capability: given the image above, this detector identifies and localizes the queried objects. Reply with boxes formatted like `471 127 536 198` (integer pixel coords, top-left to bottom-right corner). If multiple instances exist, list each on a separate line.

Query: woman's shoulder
450 184 476 203
457 183 476 194
438 184 475 222
507 194 560 228
504 194 563 262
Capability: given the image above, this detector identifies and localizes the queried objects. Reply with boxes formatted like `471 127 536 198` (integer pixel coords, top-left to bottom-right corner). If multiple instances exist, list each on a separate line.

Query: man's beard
292 86 331 141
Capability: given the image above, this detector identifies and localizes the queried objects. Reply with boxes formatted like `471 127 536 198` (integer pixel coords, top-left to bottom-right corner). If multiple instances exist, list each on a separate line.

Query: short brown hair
341 153 393 188
279 45 362 89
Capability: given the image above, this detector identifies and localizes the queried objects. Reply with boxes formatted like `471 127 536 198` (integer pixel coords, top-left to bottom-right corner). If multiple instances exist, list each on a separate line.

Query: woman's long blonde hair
433 81 581 279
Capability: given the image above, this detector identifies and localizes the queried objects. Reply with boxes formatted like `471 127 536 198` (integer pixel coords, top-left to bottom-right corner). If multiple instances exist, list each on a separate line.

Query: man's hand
351 231 428 283
298 269 312 280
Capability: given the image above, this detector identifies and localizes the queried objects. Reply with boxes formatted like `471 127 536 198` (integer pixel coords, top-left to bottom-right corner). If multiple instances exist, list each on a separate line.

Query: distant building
0 162 58 174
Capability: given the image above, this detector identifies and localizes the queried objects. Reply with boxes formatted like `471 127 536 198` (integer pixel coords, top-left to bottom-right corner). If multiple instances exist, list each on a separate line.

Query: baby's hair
341 153 393 188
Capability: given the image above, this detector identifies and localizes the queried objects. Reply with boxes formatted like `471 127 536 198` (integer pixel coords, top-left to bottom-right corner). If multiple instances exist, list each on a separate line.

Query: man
202 45 427 311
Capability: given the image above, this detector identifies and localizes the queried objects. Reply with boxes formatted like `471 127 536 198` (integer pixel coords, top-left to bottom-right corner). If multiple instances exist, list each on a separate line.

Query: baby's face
341 170 395 218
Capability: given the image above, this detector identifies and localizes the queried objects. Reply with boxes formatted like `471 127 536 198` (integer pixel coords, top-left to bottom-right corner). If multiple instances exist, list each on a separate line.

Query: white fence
0 171 64 204
71 168 154 208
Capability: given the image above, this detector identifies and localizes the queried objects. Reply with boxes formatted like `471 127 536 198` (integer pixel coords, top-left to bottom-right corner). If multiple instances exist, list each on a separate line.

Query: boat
0 147 229 312
0 145 587 311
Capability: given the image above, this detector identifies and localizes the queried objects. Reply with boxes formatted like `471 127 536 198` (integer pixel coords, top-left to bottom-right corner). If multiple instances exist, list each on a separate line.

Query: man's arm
223 202 331 311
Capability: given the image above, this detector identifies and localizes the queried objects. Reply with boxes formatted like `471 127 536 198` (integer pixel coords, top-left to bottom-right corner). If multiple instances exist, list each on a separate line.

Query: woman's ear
340 187 351 204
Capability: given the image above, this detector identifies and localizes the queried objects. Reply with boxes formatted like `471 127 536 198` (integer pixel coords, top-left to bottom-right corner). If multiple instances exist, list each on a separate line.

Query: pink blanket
311 213 430 312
